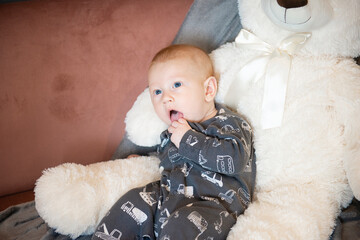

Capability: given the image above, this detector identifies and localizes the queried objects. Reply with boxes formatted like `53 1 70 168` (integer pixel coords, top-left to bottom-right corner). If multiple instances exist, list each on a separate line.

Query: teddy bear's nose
277 0 308 9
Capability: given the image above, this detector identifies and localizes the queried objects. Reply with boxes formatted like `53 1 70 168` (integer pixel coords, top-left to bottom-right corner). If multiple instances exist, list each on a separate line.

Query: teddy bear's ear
125 88 167 147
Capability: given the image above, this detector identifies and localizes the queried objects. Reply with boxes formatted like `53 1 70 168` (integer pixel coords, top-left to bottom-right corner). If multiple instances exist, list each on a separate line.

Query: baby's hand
168 118 191 148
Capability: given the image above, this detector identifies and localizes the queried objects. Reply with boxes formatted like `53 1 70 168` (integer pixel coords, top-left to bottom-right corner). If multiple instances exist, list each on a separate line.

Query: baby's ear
204 76 217 102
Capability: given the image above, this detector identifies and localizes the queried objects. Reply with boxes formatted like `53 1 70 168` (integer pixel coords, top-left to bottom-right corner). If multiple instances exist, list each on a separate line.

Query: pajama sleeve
177 116 252 176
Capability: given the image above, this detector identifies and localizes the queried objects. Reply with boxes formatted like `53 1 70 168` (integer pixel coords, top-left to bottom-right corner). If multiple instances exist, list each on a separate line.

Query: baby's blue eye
173 82 182 88
154 89 162 95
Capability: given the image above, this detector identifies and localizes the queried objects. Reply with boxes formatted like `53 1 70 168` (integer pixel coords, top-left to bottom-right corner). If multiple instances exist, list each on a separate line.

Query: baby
92 45 256 240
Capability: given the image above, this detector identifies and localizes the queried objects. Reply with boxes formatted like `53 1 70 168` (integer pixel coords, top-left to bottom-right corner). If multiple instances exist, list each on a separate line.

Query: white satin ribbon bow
225 29 311 129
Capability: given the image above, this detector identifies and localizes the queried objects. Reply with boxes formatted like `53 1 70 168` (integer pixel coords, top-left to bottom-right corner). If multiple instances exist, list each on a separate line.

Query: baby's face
148 57 212 125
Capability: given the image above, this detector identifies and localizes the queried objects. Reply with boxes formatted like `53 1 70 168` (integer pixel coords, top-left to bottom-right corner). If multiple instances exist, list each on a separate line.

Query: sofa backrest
0 0 193 197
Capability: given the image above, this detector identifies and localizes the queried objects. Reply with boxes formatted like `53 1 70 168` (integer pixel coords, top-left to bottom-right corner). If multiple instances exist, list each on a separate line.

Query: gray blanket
0 201 91 240
0 200 359 240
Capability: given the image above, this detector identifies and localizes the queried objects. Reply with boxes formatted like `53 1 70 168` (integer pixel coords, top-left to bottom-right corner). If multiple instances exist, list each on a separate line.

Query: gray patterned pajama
92 104 256 240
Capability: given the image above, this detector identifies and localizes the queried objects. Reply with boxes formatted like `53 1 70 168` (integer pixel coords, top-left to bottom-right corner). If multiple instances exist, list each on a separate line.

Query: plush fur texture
35 157 160 238
35 0 360 239
211 0 360 238
125 88 167 147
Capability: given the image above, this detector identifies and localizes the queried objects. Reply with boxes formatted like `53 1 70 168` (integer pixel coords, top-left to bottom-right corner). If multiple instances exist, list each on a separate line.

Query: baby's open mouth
170 110 183 122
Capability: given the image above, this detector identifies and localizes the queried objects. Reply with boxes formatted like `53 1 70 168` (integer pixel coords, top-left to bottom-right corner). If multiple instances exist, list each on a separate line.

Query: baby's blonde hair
150 44 214 79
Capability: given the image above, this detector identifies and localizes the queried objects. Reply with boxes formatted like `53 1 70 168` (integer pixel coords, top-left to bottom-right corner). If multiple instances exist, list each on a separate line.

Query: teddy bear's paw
35 156 161 238
227 185 340 240
35 162 99 237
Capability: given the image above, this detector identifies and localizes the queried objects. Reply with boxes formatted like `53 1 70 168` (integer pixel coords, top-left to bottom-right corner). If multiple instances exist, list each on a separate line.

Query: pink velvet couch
0 0 193 210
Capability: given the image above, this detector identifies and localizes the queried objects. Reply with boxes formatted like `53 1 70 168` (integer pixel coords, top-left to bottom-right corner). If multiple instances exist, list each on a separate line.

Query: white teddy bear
35 0 360 239
211 0 360 239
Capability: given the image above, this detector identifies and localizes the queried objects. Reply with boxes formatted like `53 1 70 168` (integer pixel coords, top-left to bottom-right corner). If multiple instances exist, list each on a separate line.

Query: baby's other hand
168 118 191 148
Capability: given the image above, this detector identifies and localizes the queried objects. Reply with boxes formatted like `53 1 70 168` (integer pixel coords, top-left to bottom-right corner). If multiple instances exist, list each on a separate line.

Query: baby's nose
162 92 174 103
